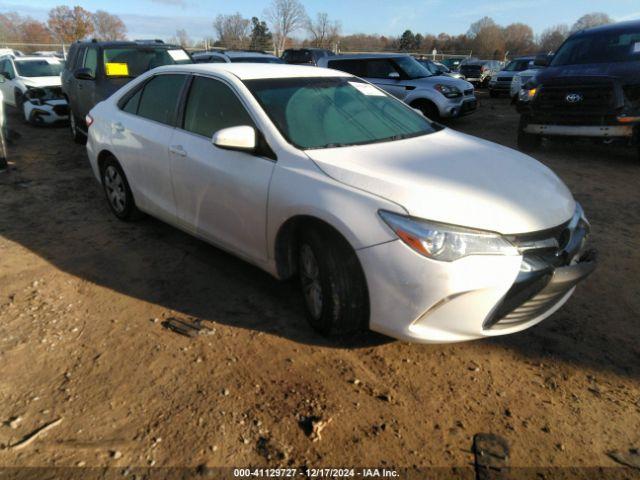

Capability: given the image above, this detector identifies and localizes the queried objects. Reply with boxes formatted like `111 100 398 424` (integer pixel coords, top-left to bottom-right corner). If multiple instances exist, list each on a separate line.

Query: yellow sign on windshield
105 62 129 76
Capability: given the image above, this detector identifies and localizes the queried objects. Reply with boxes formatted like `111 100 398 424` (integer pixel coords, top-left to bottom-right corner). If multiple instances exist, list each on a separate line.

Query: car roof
152 62 351 80
224 51 278 58
325 53 408 61
12 56 62 62
575 19 640 36
72 40 184 49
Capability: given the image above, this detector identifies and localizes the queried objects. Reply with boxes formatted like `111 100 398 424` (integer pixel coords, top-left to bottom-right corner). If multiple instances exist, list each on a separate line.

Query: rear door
110 73 188 223
168 74 275 262
75 45 98 119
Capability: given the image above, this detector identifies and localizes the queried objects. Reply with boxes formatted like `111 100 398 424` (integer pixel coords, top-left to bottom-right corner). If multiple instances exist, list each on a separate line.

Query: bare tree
213 13 251 49
265 0 308 55
468 16 497 38
539 24 569 53
306 12 340 49
503 23 534 55
571 12 613 33
93 10 127 41
169 28 191 48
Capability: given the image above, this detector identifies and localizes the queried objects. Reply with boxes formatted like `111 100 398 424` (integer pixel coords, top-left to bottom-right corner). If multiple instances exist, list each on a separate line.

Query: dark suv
62 40 192 143
281 48 334 66
516 21 640 160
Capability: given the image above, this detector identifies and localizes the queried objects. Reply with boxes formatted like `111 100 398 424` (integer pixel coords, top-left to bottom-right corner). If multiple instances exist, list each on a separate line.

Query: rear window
103 47 192 78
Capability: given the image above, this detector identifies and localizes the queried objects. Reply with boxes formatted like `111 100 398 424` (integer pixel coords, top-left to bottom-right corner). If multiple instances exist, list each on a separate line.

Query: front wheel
517 116 542 152
69 113 87 145
298 225 369 336
101 157 141 221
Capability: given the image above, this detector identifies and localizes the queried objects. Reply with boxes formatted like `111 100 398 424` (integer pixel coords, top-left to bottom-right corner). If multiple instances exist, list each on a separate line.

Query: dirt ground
0 92 639 477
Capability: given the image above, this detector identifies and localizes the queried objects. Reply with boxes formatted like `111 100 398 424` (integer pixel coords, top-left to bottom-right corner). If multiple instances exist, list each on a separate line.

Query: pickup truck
516 21 640 160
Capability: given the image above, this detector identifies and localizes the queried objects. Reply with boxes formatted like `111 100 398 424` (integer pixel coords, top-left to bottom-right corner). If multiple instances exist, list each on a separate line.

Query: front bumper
24 99 69 124
489 81 512 92
523 123 634 138
439 96 478 118
358 220 595 343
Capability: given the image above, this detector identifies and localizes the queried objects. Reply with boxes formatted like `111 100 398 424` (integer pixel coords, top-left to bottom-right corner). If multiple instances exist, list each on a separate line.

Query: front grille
534 83 615 115
53 104 69 116
484 213 591 330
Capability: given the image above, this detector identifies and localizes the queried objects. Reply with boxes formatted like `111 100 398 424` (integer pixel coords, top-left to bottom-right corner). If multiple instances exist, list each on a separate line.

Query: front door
169 75 275 263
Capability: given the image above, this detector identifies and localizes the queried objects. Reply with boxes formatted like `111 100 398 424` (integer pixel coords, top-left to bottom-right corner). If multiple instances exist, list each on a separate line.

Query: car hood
537 62 640 84
305 129 575 235
21 76 62 88
411 75 473 91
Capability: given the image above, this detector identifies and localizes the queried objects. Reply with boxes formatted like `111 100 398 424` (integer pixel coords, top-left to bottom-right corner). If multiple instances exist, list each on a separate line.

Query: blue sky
5 0 640 40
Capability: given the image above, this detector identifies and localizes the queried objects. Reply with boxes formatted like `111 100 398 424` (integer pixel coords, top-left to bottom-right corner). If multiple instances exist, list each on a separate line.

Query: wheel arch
273 214 361 280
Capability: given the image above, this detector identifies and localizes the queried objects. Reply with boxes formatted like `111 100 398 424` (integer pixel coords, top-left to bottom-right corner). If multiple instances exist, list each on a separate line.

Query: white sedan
85 63 596 343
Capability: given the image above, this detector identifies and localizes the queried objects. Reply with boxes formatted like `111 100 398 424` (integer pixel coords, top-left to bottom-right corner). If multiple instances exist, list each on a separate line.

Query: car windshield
552 28 640 65
393 56 432 79
245 77 437 150
230 57 284 64
15 59 63 77
504 59 532 71
103 47 192 77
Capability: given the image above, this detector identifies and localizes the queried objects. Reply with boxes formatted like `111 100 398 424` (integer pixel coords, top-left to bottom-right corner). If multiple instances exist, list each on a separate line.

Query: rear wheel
297 225 368 336
100 157 141 221
517 116 541 152
69 113 87 145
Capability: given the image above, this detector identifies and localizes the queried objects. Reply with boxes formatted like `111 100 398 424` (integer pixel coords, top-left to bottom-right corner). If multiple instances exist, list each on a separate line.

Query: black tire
413 100 440 121
69 113 87 145
297 225 369 336
100 156 141 221
517 116 542 152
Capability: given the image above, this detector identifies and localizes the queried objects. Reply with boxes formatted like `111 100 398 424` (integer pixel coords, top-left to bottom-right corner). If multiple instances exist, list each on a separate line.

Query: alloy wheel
299 244 323 320
103 166 126 214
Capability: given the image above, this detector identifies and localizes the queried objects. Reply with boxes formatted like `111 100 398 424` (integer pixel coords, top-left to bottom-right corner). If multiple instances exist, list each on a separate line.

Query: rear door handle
169 145 186 157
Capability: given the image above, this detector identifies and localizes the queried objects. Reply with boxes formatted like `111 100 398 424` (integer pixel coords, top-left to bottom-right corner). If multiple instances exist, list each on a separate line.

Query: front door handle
169 145 187 157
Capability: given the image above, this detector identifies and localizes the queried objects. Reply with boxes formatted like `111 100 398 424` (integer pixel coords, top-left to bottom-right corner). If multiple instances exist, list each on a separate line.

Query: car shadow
1 110 639 381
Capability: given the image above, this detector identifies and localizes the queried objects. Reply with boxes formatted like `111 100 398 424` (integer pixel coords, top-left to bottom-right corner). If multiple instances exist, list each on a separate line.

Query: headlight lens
379 211 519 262
519 87 537 102
434 84 462 98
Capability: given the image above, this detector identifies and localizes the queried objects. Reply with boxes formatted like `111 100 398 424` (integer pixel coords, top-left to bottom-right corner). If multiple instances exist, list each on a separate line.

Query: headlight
434 84 462 98
519 87 537 102
25 87 45 105
379 211 519 262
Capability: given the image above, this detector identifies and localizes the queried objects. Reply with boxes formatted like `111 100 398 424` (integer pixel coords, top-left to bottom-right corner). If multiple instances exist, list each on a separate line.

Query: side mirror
387 72 401 79
74 67 94 80
534 54 551 67
212 126 257 152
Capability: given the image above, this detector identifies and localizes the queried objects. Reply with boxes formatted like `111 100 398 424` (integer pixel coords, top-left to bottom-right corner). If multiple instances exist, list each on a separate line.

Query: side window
137 74 186 125
83 47 98 76
66 46 78 70
327 59 365 76
364 59 398 79
182 76 254 138
72 47 86 71
122 87 142 114
6 60 15 78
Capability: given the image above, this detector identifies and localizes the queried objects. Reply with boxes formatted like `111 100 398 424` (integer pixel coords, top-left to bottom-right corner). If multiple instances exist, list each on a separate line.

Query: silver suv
318 54 477 119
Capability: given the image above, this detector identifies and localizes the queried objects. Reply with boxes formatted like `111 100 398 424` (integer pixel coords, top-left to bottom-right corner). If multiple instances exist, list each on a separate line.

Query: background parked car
415 58 465 79
459 60 503 87
193 50 284 64
281 48 334 66
62 39 193 144
510 67 544 101
488 56 536 97
320 53 476 119
0 54 68 125
516 20 640 160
